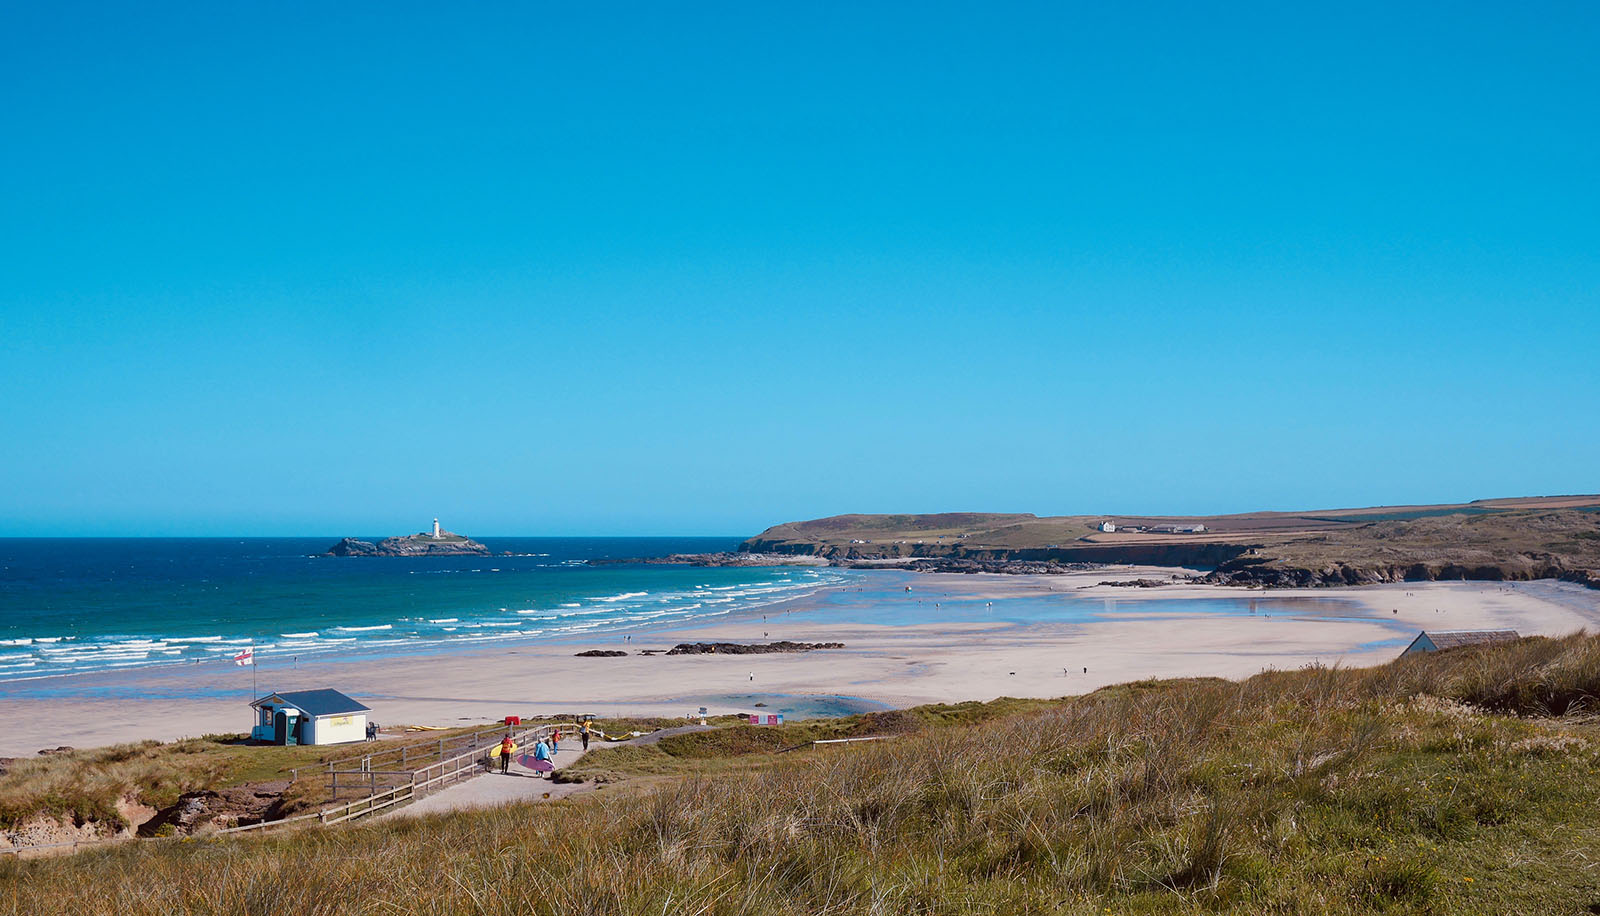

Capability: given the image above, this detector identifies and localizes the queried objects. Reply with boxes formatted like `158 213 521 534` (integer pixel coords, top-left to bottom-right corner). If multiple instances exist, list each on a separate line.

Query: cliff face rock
1197 556 1599 589
323 532 490 557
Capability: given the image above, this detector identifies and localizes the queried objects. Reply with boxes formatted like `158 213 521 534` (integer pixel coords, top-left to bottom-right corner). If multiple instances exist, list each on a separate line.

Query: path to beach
384 724 714 819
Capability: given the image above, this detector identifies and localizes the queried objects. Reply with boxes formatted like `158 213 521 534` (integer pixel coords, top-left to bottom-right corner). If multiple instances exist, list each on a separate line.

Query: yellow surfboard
489 741 519 758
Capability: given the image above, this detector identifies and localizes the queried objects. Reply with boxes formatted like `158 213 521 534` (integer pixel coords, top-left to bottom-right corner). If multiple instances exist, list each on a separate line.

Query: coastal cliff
737 499 1600 589
324 531 490 557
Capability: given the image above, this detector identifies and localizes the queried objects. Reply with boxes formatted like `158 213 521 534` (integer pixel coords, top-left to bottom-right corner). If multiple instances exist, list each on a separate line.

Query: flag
234 647 254 667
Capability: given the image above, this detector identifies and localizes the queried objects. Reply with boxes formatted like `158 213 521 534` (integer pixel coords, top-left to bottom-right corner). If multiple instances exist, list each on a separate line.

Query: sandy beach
3 567 1597 757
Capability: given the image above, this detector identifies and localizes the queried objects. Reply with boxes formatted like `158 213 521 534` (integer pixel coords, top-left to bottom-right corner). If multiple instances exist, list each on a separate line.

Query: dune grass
7 634 1600 913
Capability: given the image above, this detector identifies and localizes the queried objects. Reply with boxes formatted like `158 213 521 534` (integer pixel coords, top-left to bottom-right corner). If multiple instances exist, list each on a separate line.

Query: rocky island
323 518 490 557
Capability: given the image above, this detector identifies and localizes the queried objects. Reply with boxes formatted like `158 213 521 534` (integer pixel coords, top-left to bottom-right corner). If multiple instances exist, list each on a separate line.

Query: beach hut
250 689 371 746
1400 629 1520 657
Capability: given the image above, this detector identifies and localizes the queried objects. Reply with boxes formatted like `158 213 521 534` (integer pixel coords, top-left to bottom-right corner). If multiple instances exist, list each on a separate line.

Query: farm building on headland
1098 521 1116 533
250 688 371 746
1401 629 1521 657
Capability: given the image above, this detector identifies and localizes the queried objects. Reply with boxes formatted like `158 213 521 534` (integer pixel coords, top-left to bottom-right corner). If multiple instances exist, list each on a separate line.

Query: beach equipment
748 714 783 725
488 741 519 758
516 753 554 773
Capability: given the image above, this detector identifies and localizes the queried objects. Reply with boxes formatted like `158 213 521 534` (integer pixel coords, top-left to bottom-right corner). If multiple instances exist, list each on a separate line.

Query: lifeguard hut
250 689 371 746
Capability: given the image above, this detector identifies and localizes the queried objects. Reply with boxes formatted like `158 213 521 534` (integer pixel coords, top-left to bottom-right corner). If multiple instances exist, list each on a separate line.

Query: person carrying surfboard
581 719 592 751
532 736 553 776
498 733 515 774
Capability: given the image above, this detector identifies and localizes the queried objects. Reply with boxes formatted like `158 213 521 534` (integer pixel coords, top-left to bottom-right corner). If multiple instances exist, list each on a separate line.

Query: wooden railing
219 722 573 835
4 722 578 854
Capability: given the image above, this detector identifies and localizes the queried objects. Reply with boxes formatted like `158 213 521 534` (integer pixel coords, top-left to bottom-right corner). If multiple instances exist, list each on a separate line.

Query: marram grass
7 633 1600 914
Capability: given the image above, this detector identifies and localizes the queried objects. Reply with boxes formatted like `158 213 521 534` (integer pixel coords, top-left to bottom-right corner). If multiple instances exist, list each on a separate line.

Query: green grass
8 635 1600 913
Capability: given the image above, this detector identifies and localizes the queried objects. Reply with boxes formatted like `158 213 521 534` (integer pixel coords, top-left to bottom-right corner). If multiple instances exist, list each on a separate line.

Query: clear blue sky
2 2 1596 536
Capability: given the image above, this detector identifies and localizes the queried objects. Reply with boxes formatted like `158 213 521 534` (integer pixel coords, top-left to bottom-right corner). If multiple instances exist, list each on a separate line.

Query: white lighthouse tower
432 518 441 539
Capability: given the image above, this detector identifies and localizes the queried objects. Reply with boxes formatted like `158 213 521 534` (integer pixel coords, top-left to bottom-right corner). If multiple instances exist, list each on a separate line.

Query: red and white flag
234 647 254 667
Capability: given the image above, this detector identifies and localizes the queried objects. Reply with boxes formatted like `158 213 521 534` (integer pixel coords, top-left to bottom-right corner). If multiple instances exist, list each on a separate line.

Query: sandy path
384 725 713 819
383 741 592 819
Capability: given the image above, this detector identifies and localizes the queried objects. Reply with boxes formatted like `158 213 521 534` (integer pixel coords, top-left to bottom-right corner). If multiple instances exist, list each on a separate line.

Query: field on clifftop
740 497 1600 588
7 635 1600 914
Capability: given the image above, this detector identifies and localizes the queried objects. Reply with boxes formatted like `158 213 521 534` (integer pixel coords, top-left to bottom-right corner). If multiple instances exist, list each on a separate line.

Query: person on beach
581 718 592 750
499 733 515 775
551 728 561 754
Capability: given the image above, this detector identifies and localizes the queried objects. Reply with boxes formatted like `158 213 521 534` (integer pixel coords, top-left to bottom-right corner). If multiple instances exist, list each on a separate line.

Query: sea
0 537 855 684
0 538 1443 689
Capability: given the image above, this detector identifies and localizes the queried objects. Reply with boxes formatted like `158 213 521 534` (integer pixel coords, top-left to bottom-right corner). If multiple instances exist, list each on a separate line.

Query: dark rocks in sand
665 641 845 656
574 650 628 658
37 746 74 756
1098 578 1172 588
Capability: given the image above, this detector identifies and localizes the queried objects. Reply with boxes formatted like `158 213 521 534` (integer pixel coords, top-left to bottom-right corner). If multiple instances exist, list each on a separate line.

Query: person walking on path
532 736 553 777
551 728 561 755
581 719 592 751
498 733 515 775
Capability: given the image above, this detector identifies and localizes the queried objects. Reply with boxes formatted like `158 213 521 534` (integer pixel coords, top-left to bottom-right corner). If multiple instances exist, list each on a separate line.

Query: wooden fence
2 723 573 856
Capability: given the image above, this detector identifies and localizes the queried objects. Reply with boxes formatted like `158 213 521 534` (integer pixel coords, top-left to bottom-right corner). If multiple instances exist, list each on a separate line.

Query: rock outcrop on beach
664 641 845 655
575 650 628 657
324 532 490 557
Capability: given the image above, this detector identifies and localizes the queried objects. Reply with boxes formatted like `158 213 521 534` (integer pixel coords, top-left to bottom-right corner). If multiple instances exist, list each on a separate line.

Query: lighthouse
432 518 441 539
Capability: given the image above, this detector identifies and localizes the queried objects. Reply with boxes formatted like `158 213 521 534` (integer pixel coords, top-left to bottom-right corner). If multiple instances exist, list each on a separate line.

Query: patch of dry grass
9 635 1600 913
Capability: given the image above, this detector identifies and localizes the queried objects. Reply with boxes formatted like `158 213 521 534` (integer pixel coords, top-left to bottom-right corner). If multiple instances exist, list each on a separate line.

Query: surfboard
489 742 518 758
516 754 554 772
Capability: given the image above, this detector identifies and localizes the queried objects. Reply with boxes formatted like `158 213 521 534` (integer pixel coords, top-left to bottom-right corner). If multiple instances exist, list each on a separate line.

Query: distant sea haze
0 538 851 682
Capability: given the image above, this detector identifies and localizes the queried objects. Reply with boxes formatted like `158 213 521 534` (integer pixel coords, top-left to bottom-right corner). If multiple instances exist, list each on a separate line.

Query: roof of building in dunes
1417 629 1522 649
251 688 370 717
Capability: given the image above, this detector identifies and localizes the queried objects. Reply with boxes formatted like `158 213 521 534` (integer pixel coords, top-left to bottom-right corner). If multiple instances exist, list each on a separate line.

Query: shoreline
3 567 1597 756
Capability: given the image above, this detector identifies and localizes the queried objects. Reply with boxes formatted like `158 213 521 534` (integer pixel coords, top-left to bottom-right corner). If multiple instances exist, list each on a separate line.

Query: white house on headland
251 688 371 746
1401 629 1520 657
1098 521 1116 533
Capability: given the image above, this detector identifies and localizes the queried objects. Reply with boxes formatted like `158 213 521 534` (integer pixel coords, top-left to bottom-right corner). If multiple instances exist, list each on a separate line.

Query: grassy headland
7 635 1600 913
739 496 1600 588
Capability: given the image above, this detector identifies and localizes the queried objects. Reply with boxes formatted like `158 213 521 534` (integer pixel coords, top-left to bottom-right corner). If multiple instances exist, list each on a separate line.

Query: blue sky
2 2 1596 536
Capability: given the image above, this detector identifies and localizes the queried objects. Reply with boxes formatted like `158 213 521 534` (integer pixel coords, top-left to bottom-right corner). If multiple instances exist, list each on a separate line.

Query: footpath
384 724 714 819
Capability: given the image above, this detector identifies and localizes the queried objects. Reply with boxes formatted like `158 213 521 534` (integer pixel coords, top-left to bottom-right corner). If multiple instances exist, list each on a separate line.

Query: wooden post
331 770 338 799
401 745 409 767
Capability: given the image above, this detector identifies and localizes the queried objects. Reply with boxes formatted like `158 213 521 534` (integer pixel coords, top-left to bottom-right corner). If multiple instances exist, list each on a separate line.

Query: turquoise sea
0 538 854 683
0 538 1426 688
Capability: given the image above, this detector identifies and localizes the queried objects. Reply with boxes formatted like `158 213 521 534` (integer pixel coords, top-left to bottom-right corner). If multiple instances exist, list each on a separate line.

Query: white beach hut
1400 629 1520 657
250 688 371 746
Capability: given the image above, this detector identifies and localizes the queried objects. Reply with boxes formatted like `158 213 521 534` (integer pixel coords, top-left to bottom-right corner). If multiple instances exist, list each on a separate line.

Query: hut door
274 711 290 745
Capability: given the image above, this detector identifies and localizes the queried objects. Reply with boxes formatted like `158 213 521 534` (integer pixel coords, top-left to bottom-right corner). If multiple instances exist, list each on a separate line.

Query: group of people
496 719 596 776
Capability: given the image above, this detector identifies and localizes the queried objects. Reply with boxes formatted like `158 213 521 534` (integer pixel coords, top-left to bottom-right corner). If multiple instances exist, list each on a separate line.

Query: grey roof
252 688 370 717
1417 629 1521 650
